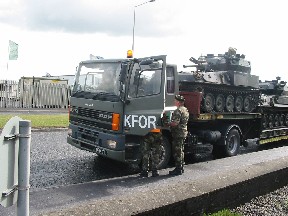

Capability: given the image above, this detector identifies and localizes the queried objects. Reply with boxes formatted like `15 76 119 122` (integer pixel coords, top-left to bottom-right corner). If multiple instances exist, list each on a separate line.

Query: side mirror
119 63 128 83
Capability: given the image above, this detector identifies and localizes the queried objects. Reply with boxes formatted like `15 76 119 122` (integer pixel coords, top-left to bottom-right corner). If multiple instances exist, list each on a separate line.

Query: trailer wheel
213 128 240 158
157 136 171 169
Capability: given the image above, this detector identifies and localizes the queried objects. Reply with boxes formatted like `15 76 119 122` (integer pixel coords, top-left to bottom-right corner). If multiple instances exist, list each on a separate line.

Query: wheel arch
217 124 244 146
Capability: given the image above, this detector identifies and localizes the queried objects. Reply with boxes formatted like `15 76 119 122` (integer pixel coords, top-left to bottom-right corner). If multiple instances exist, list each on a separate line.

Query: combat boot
169 167 183 176
152 170 159 177
139 170 148 177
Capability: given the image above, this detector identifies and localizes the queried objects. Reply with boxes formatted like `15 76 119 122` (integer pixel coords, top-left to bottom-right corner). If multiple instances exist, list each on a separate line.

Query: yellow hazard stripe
260 135 288 144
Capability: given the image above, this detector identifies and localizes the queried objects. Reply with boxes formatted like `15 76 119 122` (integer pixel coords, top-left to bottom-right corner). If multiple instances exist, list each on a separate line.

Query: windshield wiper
92 92 120 101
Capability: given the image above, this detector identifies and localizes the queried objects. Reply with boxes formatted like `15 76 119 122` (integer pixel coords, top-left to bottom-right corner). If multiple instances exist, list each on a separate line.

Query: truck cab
67 55 177 168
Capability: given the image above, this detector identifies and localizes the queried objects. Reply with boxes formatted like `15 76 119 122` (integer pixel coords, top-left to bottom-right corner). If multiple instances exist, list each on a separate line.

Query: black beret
175 94 185 102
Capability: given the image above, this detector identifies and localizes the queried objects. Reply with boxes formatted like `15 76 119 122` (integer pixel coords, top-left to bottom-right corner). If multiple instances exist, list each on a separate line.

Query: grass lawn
0 114 69 129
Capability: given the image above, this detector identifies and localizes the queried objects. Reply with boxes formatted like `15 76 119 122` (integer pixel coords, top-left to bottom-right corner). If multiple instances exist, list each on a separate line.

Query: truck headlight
106 140 117 149
68 128 72 136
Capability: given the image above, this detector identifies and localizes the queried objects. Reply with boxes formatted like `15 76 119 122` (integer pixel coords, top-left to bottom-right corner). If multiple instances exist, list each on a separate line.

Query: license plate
94 146 108 155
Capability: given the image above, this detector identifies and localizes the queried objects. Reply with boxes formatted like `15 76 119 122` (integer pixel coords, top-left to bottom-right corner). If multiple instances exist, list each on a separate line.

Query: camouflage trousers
172 136 185 168
141 132 162 171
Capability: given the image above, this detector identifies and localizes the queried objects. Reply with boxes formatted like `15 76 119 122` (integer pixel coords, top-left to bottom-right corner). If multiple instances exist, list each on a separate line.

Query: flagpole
7 41 9 74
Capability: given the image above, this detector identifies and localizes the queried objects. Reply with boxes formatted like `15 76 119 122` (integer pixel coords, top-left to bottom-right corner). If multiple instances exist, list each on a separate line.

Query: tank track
257 106 288 130
179 82 260 113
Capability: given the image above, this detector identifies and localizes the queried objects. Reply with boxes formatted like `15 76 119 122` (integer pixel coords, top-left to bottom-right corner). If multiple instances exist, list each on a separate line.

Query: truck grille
78 127 99 145
70 106 113 130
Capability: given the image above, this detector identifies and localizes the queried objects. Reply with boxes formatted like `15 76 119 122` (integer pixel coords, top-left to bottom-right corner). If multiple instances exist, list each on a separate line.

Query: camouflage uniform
169 95 189 175
140 132 162 177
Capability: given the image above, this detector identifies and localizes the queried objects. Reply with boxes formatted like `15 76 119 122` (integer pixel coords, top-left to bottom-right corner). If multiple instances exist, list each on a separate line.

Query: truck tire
213 128 241 158
157 136 171 169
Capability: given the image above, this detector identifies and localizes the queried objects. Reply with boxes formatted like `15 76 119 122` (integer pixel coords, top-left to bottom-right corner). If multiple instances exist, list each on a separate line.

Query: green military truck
67 51 288 169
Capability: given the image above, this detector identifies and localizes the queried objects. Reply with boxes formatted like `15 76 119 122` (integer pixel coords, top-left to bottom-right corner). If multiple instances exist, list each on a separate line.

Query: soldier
228 47 237 56
139 131 162 177
168 95 189 175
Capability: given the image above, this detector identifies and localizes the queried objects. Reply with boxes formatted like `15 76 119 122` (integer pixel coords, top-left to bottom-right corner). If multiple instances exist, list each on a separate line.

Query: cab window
166 67 175 94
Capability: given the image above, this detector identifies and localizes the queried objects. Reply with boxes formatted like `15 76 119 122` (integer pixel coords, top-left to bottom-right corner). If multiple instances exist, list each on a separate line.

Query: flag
9 40 18 60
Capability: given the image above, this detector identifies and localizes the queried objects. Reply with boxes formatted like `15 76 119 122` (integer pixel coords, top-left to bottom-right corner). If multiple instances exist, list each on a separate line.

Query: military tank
258 77 288 129
179 48 260 113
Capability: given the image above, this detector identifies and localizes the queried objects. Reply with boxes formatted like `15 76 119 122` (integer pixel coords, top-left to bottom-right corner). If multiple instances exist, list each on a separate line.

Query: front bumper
67 135 126 162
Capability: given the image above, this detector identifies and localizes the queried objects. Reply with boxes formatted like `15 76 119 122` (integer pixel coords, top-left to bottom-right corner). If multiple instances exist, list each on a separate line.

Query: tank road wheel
225 95 234 112
268 114 274 128
262 114 268 129
280 114 285 126
157 136 171 170
285 114 288 126
215 94 225 112
243 96 252 112
204 93 215 112
213 128 241 158
235 96 243 112
274 114 280 127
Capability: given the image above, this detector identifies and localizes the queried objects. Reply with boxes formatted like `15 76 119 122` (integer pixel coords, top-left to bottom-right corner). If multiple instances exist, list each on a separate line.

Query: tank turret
179 48 260 113
185 47 251 74
259 77 288 106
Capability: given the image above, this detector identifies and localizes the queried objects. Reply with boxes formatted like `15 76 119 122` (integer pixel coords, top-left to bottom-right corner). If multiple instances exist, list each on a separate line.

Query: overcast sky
0 0 287 82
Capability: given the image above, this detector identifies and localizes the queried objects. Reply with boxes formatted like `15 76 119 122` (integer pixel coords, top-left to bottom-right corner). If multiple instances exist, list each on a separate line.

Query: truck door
165 64 178 108
123 56 167 136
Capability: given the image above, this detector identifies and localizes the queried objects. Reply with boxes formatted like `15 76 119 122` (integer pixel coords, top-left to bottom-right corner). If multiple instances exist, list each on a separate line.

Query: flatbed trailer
180 91 288 158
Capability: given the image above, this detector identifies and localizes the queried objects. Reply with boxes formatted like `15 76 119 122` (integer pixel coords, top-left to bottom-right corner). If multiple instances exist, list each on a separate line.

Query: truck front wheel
157 136 171 169
213 128 241 158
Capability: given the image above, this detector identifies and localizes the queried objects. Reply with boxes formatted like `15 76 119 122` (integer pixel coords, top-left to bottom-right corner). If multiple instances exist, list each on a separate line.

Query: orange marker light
150 128 161 133
112 113 120 131
127 50 133 58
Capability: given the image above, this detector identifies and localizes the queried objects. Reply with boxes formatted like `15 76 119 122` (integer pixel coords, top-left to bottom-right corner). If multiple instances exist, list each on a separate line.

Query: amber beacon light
127 50 133 58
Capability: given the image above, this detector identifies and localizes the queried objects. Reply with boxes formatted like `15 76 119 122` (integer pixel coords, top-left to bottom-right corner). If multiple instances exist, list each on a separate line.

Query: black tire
157 136 171 169
213 128 241 158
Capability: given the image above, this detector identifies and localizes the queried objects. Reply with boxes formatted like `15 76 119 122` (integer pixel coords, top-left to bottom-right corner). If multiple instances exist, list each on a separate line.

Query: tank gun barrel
183 64 198 68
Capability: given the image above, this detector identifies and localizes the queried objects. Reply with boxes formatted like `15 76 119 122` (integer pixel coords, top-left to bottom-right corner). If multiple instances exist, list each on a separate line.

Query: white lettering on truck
124 115 156 129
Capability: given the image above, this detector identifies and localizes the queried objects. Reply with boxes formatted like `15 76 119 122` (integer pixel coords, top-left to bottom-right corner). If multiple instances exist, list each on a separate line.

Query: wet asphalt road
29 130 141 190
1 128 286 191
1 129 287 215
19 130 285 191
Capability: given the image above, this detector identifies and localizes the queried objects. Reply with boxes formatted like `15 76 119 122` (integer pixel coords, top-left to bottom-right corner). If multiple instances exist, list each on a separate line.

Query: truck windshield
73 62 121 97
128 59 163 98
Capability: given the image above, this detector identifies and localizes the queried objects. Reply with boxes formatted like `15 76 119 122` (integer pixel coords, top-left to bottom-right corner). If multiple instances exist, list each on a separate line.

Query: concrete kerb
40 150 288 216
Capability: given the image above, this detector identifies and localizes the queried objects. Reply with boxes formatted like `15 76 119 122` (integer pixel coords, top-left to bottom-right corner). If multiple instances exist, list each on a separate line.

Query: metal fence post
17 120 31 216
